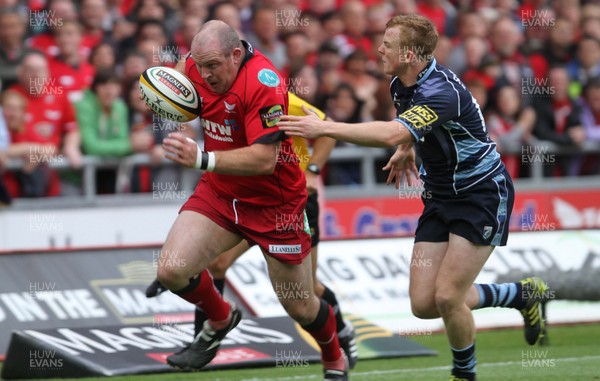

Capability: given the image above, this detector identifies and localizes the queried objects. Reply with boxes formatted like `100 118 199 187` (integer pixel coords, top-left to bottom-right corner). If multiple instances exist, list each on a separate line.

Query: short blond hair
386 15 439 59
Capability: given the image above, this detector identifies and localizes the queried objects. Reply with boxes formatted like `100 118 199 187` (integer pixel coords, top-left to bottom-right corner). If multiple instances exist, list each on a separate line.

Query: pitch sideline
238 355 600 381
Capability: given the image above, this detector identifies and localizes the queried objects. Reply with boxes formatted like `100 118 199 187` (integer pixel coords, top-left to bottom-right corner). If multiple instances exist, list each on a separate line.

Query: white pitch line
239 355 600 381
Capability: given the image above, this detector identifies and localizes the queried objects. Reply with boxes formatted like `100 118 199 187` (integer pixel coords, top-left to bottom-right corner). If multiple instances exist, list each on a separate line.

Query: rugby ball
139 66 201 122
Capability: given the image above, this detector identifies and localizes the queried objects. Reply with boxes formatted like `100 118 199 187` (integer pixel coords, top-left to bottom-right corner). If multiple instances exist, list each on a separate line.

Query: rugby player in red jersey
154 20 348 380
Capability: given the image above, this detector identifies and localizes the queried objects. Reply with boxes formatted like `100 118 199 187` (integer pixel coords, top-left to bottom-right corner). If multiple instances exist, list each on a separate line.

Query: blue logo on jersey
224 119 239 131
258 69 280 87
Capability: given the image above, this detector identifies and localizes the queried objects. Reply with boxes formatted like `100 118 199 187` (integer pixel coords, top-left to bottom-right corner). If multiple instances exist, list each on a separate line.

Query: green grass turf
3 324 599 381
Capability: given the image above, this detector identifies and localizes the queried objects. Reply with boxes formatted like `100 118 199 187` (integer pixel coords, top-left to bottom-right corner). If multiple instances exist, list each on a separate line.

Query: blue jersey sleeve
395 88 460 142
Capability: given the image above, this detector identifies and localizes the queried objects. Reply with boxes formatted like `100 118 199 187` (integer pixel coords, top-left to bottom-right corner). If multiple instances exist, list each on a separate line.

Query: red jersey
184 41 305 206
9 84 78 148
48 56 95 103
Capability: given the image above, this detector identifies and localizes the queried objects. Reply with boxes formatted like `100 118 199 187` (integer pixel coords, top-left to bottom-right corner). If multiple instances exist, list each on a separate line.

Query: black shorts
415 170 514 246
306 192 320 247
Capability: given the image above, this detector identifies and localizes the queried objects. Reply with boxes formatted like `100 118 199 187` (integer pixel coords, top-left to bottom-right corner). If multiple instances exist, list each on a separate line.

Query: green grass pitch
3 323 599 381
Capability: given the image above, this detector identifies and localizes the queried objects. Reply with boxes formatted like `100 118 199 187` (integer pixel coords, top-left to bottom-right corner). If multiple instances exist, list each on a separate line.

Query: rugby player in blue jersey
280 14 550 381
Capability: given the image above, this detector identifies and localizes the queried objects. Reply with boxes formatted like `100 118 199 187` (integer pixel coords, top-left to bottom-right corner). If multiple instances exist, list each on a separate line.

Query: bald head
192 20 242 55
189 20 245 94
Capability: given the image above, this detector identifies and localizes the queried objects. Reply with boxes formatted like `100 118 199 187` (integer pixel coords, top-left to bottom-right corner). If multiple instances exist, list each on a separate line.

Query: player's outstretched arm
162 132 278 175
279 105 413 148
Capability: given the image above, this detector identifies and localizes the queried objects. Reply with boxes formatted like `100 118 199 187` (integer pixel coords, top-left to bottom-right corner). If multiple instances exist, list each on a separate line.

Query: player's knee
411 299 439 319
434 289 461 314
156 263 186 289
279 298 314 325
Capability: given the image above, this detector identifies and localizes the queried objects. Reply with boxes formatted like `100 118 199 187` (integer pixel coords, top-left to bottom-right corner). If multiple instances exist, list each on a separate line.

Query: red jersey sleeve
243 66 288 145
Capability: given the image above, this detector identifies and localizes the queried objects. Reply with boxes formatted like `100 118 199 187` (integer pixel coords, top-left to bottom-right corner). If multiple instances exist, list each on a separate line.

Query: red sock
302 300 343 365
174 270 230 322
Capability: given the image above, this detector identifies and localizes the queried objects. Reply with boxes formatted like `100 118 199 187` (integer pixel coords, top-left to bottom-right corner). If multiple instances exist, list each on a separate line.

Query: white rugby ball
139 66 201 122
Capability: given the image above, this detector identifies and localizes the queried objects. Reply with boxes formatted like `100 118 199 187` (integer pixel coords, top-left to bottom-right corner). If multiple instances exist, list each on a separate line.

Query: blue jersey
391 58 504 195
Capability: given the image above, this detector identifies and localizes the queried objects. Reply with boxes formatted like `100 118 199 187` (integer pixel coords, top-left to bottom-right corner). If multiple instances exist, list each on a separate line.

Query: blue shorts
414 170 514 247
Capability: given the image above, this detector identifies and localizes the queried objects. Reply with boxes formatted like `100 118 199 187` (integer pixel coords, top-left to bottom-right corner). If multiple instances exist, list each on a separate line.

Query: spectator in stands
1 91 27 201
89 42 116 72
288 64 320 108
486 85 536 179
446 11 489 75
334 0 372 59
567 36 600 96
581 3 600 39
6 51 82 197
339 49 377 120
47 20 95 103
578 76 600 174
75 69 130 194
521 6 555 56
180 0 209 24
230 0 252 34
282 31 311 77
110 18 136 56
324 82 364 186
0 91 16 204
434 35 453 67
489 16 535 91
120 50 149 93
393 0 417 15
320 11 344 43
372 68 396 121
0 7 33 90
133 19 177 66
530 66 585 176
174 14 204 56
462 54 499 94
246 5 286 70
417 0 455 36
301 13 325 56
495 0 520 20
314 42 342 108
29 0 81 58
465 79 490 114
303 0 337 17
554 0 581 27
128 0 176 36
459 36 490 78
79 0 109 50
528 18 577 79
367 3 392 35
209 1 244 38
581 15 600 40
582 2 600 20
0 100 7 164
126 80 160 161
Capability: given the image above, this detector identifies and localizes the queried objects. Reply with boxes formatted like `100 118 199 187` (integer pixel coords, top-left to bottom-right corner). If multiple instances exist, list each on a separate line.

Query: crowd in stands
1 0 600 200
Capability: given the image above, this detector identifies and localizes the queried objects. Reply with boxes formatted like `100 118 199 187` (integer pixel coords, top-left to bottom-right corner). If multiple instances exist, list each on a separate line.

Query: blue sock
474 282 526 309
451 342 476 378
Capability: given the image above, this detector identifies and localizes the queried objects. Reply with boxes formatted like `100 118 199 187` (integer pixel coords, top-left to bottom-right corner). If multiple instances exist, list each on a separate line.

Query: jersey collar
239 40 255 70
416 57 436 86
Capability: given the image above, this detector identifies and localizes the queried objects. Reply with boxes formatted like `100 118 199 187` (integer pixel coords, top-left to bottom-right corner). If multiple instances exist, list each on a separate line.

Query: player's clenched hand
279 104 326 139
162 132 198 167
382 144 419 189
